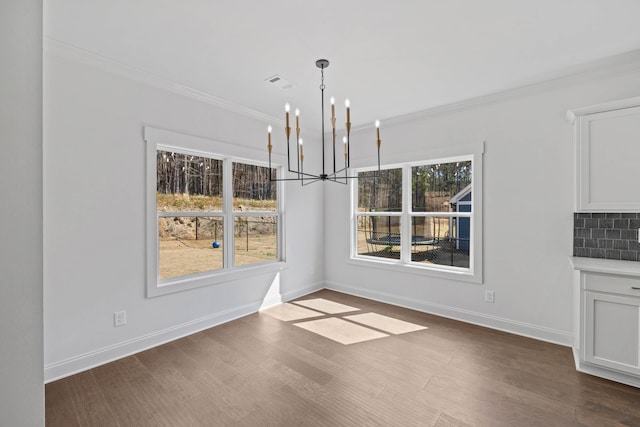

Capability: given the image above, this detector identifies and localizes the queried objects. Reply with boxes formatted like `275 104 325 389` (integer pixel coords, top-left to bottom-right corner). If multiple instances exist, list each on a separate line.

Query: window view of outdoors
411 161 471 268
232 163 278 267
357 168 402 259
158 216 224 279
157 151 224 279
156 151 278 280
412 162 471 212
356 161 472 268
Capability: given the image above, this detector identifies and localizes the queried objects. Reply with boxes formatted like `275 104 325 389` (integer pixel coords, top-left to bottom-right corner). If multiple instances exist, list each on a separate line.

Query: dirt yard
157 194 277 279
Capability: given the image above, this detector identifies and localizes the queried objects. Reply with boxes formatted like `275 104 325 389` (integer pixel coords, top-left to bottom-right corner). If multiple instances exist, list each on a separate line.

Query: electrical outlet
114 310 126 327
484 290 495 303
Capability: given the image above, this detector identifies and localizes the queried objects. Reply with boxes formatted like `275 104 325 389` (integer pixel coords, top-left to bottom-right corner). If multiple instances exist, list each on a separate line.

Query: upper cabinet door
569 97 640 212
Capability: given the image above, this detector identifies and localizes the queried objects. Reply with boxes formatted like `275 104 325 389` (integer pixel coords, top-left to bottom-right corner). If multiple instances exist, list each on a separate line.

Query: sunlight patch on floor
293 298 360 314
261 303 325 321
344 312 428 335
265 297 429 345
294 318 389 345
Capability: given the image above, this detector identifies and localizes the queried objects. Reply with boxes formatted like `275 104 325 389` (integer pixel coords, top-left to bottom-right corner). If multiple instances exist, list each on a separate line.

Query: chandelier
268 59 381 185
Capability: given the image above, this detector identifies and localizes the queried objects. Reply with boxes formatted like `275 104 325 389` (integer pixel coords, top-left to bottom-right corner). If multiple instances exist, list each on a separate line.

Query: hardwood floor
46 290 640 426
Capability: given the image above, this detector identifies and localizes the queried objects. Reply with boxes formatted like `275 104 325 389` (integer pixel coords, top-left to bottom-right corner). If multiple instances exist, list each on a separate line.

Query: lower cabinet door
585 291 640 375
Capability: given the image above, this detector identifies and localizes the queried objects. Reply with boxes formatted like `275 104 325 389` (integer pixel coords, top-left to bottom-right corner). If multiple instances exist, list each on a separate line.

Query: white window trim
144 126 286 297
349 142 484 284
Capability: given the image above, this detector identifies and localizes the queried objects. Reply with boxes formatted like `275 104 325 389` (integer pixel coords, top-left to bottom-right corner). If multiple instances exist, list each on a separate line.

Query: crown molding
375 48 640 130
44 37 282 126
45 37 640 133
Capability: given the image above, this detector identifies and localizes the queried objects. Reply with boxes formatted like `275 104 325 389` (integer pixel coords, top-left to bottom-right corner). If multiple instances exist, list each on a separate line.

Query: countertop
570 257 640 277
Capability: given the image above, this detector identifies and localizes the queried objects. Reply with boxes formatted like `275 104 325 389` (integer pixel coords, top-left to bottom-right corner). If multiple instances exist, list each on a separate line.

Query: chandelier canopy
268 59 381 185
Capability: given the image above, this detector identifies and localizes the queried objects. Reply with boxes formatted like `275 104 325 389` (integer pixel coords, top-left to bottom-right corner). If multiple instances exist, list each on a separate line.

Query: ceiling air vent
264 74 295 90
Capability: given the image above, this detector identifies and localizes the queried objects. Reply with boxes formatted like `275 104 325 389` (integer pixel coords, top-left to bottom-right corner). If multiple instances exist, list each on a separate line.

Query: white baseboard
573 348 640 388
45 279 573 383
44 282 323 383
325 280 573 347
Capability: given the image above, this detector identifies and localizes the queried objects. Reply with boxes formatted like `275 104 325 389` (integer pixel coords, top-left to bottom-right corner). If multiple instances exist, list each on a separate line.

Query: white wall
0 1 44 425
43 38 640 381
325 62 640 345
43 50 324 381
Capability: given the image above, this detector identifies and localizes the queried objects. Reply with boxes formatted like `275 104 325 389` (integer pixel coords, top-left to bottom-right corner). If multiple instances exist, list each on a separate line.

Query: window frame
350 144 483 284
145 127 286 297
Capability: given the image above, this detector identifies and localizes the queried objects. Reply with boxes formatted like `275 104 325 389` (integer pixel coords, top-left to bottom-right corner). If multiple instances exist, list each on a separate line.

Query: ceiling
44 1 640 131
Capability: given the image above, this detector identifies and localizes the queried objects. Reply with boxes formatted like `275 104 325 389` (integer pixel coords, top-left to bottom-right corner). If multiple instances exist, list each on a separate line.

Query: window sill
348 256 482 284
148 261 287 298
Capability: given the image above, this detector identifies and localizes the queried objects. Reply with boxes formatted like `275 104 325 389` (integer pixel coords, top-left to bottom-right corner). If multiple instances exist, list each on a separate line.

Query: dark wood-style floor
46 290 640 426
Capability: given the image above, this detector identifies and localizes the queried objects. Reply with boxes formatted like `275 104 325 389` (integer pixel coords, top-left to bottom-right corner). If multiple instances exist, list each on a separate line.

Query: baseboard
325 280 573 347
44 282 322 383
573 352 640 389
45 278 571 383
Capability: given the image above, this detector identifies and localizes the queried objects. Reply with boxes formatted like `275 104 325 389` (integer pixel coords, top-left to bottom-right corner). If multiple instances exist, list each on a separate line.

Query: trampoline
366 232 439 247
358 216 469 266
363 231 440 261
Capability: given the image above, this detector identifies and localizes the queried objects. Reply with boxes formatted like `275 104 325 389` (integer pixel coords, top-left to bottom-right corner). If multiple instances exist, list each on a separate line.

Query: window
145 127 284 296
352 147 483 283
231 163 279 267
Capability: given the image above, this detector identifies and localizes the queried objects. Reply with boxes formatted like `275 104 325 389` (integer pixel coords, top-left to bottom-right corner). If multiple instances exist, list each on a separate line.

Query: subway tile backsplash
574 213 640 261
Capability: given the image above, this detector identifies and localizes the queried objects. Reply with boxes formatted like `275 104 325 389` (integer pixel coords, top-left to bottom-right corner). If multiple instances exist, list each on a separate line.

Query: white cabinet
568 96 640 212
571 257 640 387
584 290 640 375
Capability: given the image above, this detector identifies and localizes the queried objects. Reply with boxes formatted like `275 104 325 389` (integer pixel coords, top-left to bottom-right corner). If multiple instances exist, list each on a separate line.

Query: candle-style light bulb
330 97 336 128
344 99 351 137
375 120 381 149
299 138 304 161
295 108 300 136
345 99 351 125
284 103 290 135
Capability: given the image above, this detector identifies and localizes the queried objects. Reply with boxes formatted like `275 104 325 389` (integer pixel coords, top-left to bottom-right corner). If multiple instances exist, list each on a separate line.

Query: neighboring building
450 184 472 251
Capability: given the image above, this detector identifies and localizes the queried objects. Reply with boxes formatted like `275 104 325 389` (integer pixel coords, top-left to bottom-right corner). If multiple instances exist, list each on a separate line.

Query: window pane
410 216 470 268
157 150 223 212
158 216 224 279
358 168 402 212
234 216 278 267
357 215 401 260
412 161 471 212
232 163 277 212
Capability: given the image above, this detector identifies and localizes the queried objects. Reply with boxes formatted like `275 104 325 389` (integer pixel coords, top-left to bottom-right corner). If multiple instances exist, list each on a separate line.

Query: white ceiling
44 1 640 131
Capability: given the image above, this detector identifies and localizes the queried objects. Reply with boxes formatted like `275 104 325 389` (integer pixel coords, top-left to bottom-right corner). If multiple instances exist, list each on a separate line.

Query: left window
146 128 283 297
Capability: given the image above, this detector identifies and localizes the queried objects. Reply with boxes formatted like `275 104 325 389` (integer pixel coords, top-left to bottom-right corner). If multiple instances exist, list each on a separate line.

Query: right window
352 150 482 283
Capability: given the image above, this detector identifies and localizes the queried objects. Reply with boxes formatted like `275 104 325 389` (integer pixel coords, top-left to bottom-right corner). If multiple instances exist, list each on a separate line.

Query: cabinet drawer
584 272 640 296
